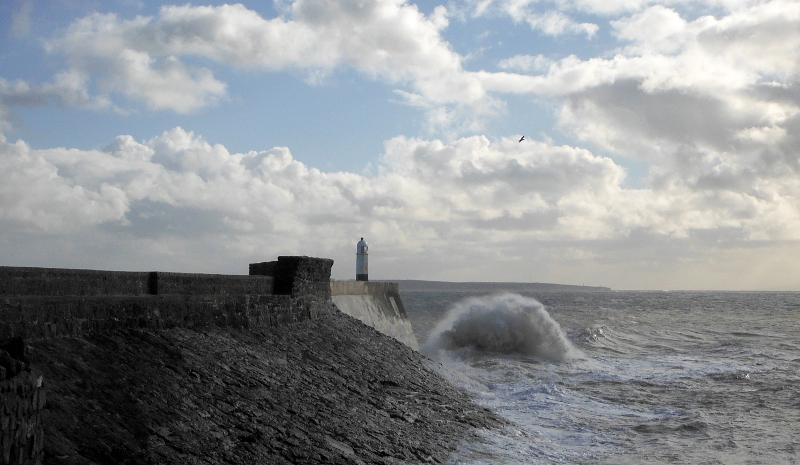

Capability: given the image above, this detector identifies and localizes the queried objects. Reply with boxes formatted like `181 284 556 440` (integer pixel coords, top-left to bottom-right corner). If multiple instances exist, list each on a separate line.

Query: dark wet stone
31 311 505 464
0 350 26 379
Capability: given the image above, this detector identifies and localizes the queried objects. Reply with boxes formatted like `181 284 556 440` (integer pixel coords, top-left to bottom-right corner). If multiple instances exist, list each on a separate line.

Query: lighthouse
356 237 368 281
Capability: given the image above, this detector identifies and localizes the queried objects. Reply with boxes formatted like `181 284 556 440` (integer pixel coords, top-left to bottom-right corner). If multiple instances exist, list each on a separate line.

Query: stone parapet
0 267 274 298
149 272 273 296
0 267 149 297
0 256 336 341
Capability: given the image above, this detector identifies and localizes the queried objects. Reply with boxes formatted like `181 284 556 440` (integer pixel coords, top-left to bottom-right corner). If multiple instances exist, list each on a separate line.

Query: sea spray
423 293 582 361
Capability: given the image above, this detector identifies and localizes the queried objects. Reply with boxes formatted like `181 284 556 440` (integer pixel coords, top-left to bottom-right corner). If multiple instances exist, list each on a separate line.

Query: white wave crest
424 293 582 362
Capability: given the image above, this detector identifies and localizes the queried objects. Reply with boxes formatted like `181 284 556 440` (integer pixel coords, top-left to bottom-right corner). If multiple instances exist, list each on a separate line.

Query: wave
423 293 582 362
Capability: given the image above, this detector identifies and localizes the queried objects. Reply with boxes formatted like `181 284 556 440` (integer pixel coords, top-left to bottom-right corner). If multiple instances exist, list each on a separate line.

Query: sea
399 290 800 465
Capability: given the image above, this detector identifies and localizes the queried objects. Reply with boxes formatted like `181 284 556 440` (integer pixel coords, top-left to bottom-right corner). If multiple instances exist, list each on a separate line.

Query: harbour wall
0 257 420 465
0 257 331 341
330 281 419 350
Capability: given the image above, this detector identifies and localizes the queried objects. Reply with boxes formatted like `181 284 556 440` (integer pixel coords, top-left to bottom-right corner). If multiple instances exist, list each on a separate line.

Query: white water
401 291 800 465
423 293 581 362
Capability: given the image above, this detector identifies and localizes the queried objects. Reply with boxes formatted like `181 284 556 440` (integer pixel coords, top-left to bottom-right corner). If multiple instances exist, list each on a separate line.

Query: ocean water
399 290 800 465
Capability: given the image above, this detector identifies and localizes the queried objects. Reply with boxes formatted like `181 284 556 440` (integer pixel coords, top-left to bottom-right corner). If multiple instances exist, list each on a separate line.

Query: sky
1 0 799 290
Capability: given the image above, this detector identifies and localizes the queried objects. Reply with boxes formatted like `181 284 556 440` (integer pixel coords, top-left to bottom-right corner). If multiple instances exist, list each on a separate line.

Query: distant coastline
392 280 611 292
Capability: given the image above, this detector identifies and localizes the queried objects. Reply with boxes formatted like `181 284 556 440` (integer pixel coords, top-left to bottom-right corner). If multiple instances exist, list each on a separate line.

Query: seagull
518 136 525 143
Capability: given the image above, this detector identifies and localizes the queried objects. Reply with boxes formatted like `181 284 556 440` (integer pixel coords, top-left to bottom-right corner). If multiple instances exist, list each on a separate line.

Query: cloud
498 54 555 73
467 0 600 36
2 123 800 287
573 3 798 158
0 136 129 233
1 127 626 236
36 1 502 127
0 72 113 110
475 3 800 237
29 0 606 130
4 0 800 288
46 11 228 113
12 0 793 134
3 124 800 277
524 10 600 36
0 128 627 270
469 0 766 17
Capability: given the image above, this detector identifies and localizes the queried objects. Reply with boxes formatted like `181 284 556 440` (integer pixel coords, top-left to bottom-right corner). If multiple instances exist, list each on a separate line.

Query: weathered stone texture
149 273 273 296
0 268 274 299
265 256 334 299
0 372 44 465
247 261 277 277
0 257 339 464
251 256 335 323
0 268 149 297
0 295 306 340
0 257 500 465
0 257 333 341
31 311 504 465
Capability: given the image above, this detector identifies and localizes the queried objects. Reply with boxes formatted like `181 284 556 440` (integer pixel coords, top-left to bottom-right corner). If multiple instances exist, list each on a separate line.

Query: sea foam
424 293 581 361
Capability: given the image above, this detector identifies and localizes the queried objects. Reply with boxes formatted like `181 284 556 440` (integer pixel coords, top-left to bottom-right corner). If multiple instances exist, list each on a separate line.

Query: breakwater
0 257 503 464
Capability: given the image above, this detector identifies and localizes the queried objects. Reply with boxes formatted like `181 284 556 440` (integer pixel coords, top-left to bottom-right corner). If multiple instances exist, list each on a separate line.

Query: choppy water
400 290 800 465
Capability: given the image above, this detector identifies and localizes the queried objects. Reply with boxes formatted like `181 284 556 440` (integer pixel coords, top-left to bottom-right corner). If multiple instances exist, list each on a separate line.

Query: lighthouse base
356 274 368 281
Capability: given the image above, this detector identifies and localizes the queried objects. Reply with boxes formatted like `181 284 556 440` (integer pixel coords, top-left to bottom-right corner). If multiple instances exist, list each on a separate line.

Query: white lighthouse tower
356 237 368 281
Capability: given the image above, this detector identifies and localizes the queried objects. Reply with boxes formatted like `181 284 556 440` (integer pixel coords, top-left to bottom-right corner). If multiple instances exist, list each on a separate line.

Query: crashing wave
424 293 582 362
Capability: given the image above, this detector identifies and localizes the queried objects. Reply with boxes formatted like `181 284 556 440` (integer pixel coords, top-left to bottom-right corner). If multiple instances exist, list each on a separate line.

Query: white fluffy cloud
0 135 129 233
0 72 112 111
37 1 501 127
0 128 624 276
0 127 625 239
476 2 800 242
3 124 800 284
523 10 599 36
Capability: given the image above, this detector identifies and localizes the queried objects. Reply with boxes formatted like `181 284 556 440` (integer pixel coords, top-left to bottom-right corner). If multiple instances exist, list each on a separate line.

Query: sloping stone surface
31 311 504 465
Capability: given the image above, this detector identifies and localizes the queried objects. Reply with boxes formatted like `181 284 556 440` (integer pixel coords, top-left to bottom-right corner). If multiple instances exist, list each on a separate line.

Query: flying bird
519 136 525 143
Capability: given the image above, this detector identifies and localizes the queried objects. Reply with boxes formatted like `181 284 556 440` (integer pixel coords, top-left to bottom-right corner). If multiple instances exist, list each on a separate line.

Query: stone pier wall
0 256 336 465
0 257 337 341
